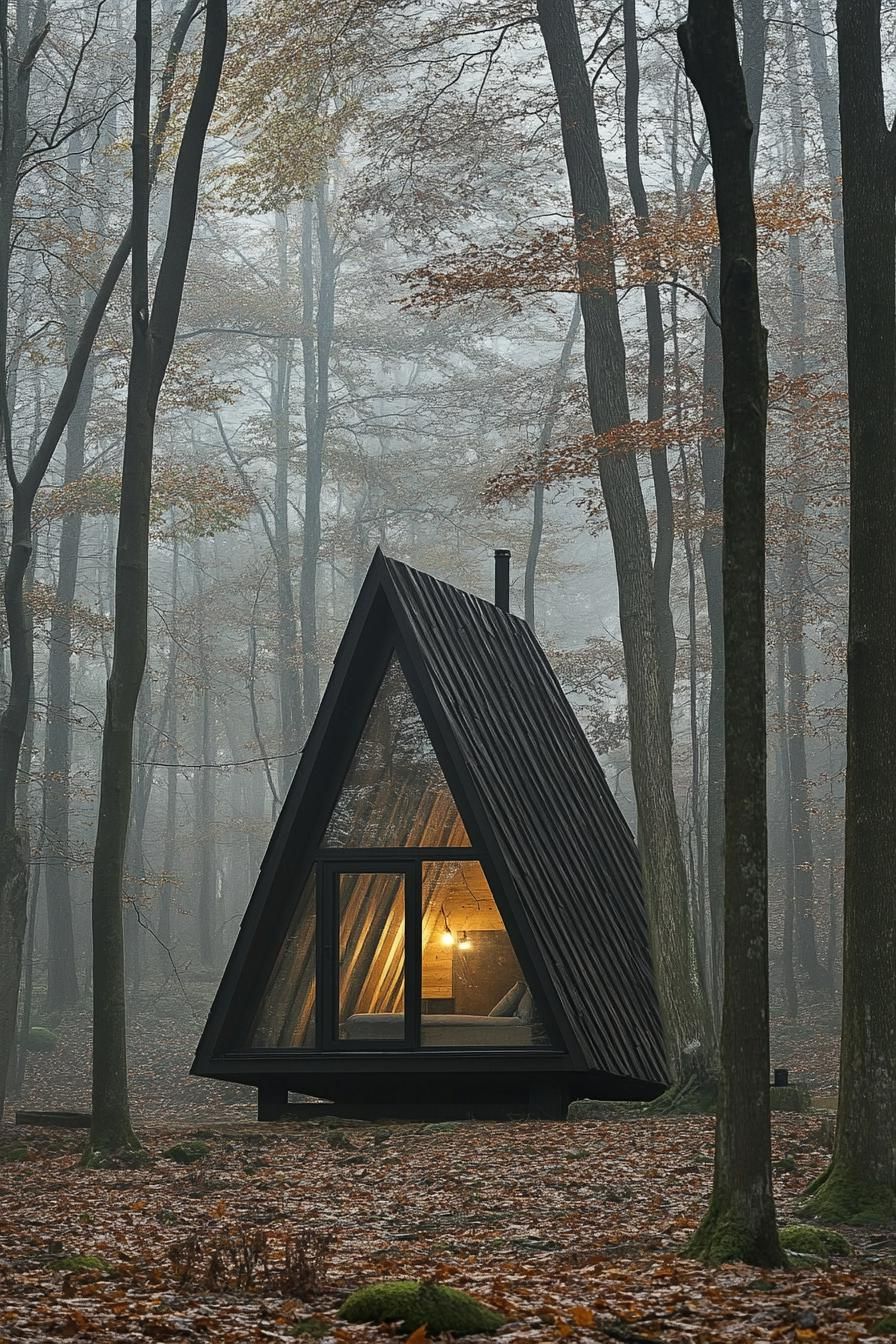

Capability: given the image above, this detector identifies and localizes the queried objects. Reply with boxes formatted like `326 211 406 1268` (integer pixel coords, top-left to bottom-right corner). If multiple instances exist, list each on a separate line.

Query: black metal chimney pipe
494 549 510 612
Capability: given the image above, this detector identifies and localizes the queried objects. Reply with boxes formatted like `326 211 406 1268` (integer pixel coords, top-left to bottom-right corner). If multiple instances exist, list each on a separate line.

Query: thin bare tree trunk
272 210 302 795
44 130 94 1013
524 299 581 629
623 0 675 703
299 183 336 730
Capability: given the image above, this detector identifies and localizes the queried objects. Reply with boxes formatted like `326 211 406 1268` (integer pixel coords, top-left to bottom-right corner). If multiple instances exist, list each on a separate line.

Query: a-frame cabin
193 550 667 1119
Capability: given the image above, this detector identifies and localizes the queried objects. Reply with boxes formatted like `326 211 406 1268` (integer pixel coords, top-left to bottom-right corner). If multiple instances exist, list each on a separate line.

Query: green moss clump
0 1145 28 1164
48 1254 109 1272
779 1224 851 1258
339 1280 505 1335
164 1139 211 1164
801 1164 896 1226
26 1026 58 1053
872 1314 896 1335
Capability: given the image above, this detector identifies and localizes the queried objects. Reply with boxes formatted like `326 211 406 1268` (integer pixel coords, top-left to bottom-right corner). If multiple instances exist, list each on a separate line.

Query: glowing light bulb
440 929 455 947
458 932 473 951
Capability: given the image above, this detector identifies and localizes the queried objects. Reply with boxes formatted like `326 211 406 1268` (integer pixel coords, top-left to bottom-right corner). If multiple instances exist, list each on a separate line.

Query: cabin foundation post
527 1082 567 1119
257 1081 288 1120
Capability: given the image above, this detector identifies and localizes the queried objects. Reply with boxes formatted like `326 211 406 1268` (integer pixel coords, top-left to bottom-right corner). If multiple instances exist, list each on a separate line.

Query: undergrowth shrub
168 1225 334 1297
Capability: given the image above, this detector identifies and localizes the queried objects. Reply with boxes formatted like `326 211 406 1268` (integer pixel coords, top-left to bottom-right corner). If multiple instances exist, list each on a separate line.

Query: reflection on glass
339 871 406 1040
420 861 547 1047
323 656 470 847
248 871 316 1048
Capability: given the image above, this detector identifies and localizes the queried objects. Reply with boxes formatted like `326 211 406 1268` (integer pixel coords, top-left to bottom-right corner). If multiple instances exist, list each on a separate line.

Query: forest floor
2 986 891 1344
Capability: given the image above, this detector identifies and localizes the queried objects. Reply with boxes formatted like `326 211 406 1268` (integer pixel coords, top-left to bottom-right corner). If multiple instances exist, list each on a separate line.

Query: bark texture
803 0 896 1225
679 0 784 1266
622 0 675 704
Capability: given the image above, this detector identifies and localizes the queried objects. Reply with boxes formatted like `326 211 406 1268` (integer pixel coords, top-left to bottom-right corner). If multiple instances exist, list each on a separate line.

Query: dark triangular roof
194 551 667 1087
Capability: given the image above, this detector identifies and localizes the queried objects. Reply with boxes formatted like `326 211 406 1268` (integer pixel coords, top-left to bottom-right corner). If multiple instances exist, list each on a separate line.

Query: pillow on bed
517 988 537 1024
488 981 525 1017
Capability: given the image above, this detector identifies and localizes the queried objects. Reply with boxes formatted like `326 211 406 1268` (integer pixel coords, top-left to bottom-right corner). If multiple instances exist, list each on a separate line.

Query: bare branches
17 22 49 82
24 1 108 165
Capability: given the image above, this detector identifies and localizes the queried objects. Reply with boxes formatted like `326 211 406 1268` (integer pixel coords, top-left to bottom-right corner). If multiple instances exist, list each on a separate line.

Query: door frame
318 858 421 1050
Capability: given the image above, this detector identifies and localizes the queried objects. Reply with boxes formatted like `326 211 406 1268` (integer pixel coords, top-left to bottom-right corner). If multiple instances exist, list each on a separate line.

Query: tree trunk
679 0 784 1266
774 590 799 1020
44 131 95 1013
193 538 216 967
699 250 725 1025
622 0 675 703
524 299 581 629
536 0 713 1080
799 0 845 300
697 0 767 1027
157 528 179 970
782 0 826 990
803 0 896 1224
273 210 302 796
299 183 336 730
671 286 709 988
87 0 227 1160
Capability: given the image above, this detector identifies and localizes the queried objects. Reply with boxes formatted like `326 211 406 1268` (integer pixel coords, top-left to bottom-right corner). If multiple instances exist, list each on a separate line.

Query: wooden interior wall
421 862 512 1000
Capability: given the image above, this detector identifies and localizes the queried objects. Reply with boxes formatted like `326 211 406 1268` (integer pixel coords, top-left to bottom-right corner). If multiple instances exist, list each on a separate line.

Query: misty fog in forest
0 0 848 1122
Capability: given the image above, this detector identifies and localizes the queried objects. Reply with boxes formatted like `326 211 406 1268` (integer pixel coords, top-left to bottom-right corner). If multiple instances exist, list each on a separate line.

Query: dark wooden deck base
257 1084 569 1122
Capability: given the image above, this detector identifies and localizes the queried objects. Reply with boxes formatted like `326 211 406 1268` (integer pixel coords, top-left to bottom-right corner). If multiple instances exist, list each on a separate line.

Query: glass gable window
244 656 550 1054
420 860 547 1047
247 871 316 1048
323 656 470 848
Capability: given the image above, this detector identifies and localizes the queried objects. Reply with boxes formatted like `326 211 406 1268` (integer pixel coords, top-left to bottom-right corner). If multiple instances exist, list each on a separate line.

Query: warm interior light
458 931 472 951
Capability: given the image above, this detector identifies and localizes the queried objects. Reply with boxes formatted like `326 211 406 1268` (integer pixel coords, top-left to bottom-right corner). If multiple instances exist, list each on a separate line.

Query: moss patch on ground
779 1224 851 1258
48 1254 110 1272
339 1280 505 1335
